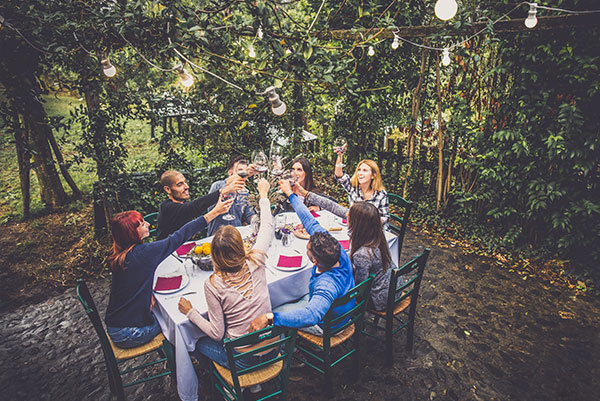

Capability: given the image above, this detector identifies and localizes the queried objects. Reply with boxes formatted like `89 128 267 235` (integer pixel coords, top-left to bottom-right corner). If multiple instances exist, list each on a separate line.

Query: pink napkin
339 240 350 250
278 255 303 268
154 276 182 291
310 211 320 218
176 242 196 256
342 218 347 224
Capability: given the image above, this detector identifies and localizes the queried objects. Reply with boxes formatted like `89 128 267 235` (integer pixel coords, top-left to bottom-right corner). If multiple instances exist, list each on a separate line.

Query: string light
257 26 264 40
101 56 117 77
391 34 400 50
174 63 194 87
248 44 256 58
367 45 375 56
525 3 538 28
263 86 287 116
435 0 458 21
442 48 451 66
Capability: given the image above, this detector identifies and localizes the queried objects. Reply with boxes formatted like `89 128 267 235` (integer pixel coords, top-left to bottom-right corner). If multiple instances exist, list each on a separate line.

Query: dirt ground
0 206 599 400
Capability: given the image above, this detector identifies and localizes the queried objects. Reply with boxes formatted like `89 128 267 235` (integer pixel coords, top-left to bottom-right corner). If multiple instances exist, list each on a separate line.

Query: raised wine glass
252 150 268 175
220 192 236 221
333 137 347 167
236 163 249 195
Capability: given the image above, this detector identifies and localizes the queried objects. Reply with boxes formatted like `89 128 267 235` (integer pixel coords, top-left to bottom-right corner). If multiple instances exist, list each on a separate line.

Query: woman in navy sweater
105 196 233 348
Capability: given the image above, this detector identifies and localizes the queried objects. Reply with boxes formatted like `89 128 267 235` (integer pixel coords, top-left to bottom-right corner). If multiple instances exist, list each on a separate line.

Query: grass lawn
0 94 160 222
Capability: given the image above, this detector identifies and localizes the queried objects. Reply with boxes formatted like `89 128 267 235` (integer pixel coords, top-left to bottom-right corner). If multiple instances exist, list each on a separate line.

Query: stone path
1 230 599 401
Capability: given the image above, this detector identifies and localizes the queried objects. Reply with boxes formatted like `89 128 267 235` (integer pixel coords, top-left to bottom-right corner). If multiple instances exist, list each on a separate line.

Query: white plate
153 274 190 295
270 255 310 272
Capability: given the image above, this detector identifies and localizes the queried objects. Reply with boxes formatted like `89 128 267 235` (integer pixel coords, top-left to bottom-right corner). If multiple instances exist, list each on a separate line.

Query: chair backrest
386 249 431 319
223 325 297 395
76 279 121 377
322 275 375 337
144 212 159 237
387 193 413 263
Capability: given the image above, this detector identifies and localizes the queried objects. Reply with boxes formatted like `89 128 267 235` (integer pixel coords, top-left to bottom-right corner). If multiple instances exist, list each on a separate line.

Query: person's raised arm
334 147 344 178
292 182 348 219
203 195 234 224
253 178 273 253
279 179 325 235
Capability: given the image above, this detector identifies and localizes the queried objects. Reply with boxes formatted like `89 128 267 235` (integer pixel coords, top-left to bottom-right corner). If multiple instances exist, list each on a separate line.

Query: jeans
194 336 279 370
273 294 324 336
106 315 162 349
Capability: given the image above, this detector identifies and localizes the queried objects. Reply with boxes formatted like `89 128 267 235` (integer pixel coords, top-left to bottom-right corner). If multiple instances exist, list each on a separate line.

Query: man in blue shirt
207 155 256 236
249 179 355 335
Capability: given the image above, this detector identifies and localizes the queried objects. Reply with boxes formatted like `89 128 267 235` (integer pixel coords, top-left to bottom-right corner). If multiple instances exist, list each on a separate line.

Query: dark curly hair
309 232 341 269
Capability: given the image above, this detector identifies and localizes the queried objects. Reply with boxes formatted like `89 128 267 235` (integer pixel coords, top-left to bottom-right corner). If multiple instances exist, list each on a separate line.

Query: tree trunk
46 125 81 199
13 112 31 218
435 52 444 211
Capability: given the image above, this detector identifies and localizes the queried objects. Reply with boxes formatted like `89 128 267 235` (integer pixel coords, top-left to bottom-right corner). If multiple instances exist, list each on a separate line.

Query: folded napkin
339 240 350 250
154 275 182 291
278 255 303 268
310 211 320 218
342 218 348 224
176 242 196 256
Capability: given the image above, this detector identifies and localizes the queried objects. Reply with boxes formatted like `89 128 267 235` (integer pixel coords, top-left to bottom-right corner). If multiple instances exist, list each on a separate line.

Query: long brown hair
109 211 144 271
348 202 391 270
292 156 317 192
209 225 266 285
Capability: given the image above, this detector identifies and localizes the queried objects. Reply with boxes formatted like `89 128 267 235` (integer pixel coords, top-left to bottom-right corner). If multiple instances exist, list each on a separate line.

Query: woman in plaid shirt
334 148 389 226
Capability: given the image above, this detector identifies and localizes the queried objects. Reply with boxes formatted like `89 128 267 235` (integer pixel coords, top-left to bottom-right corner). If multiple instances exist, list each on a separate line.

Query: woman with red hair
104 197 233 348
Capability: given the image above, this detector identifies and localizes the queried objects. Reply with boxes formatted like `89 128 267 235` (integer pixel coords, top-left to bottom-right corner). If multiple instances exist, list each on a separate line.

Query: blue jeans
194 336 279 370
273 294 324 336
106 315 162 349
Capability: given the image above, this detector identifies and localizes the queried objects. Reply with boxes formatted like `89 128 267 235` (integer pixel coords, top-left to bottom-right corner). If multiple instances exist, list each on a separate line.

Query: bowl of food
188 243 213 271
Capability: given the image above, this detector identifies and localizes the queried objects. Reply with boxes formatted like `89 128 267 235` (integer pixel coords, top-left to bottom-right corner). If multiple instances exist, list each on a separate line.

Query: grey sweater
306 192 392 311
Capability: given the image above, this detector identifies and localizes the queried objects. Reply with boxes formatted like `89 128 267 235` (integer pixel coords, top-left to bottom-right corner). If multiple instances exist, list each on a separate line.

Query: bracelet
335 163 344 168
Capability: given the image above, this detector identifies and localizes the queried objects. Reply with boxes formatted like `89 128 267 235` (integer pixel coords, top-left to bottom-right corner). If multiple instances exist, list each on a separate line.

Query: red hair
109 210 144 271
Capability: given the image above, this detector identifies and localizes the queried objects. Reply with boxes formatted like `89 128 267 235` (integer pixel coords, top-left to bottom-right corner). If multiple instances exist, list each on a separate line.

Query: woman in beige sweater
178 178 275 370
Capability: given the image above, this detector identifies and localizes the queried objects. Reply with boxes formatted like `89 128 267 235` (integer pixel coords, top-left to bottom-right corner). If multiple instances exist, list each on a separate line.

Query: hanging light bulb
442 48 451 66
367 45 375 57
248 44 256 58
264 86 287 116
100 57 117 78
525 3 538 28
257 26 264 40
391 34 400 50
175 63 194 88
434 0 458 21
285 48 292 55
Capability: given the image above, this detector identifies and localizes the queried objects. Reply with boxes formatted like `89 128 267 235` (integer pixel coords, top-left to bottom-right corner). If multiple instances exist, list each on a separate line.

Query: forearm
334 154 344 178
289 194 326 235
306 192 348 219
148 216 208 260
254 198 273 252
186 309 225 341
273 294 331 328
189 190 220 215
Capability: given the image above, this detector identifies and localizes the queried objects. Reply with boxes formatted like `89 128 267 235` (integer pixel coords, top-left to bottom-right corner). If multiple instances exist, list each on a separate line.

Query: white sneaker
249 384 262 394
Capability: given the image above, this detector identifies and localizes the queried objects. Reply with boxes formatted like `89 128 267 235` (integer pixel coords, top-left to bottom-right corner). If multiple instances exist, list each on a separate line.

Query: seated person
105 197 233 348
155 169 243 240
207 155 256 236
249 179 355 335
275 157 327 214
178 179 276 371
291 182 395 312
334 149 389 226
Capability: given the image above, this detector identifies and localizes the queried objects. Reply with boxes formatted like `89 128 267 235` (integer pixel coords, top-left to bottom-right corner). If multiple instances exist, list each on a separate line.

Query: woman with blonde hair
178 178 276 373
334 149 389 225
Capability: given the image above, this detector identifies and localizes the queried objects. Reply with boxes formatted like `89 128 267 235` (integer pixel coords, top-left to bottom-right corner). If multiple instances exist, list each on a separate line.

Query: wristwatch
266 312 274 325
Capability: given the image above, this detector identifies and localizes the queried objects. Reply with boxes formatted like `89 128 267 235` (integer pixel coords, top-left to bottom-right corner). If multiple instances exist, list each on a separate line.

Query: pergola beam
315 14 600 40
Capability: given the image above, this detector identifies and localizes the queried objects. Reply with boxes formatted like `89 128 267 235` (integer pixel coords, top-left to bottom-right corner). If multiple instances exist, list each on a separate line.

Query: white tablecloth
153 211 398 401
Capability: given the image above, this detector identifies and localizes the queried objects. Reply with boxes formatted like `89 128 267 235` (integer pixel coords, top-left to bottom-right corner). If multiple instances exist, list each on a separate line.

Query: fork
165 291 197 300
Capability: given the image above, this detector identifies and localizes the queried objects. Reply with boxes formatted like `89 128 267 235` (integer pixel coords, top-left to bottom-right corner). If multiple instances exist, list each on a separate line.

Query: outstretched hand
222 175 244 194
257 178 270 198
278 179 294 197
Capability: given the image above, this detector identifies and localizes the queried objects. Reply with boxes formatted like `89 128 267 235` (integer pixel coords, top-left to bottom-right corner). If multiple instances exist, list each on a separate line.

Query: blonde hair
350 159 385 192
209 225 266 286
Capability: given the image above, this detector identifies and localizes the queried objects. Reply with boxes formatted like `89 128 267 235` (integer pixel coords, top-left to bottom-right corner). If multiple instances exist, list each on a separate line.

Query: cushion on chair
212 358 283 387
369 297 411 317
108 332 166 360
297 324 355 347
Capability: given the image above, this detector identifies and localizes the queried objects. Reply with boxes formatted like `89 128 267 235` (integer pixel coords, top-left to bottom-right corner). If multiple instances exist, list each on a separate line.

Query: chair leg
406 320 415 353
384 316 394 367
323 346 333 396
162 339 176 380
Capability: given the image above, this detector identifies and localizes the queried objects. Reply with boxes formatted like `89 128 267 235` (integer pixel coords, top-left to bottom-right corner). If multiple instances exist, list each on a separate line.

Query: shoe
249 384 262 394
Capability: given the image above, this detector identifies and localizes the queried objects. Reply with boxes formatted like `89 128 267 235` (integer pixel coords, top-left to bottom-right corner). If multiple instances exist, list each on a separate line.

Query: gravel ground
1 230 599 401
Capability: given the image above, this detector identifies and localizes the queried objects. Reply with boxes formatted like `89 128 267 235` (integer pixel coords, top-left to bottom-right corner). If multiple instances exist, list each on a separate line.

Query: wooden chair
387 193 413 264
144 212 159 238
362 249 431 367
76 279 175 401
209 325 297 401
294 275 374 394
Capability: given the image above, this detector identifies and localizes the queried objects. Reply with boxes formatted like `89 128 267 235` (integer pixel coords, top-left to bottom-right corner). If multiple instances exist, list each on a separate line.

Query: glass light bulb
442 48 451 66
257 27 263 40
435 0 458 21
368 46 375 56
248 45 256 58
391 36 399 50
179 71 194 87
272 101 287 116
101 58 117 78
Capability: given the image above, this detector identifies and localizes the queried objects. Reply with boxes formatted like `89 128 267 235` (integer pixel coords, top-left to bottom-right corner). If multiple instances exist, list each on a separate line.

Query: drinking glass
221 192 235 221
274 214 285 240
252 150 268 175
237 167 249 195
333 137 347 154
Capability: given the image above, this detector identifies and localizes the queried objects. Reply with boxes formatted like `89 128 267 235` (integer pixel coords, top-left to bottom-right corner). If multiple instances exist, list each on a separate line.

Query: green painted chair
76 279 175 401
294 275 374 394
144 212 159 237
362 249 431 367
209 325 297 401
387 193 413 265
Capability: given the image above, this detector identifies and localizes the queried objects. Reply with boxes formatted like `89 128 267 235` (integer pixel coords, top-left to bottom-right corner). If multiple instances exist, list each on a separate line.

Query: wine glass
333 137 347 168
221 192 236 221
252 150 268 175
271 156 284 178
236 163 250 195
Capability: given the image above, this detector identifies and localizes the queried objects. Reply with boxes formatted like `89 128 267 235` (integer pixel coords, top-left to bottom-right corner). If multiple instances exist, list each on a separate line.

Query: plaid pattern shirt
336 173 389 226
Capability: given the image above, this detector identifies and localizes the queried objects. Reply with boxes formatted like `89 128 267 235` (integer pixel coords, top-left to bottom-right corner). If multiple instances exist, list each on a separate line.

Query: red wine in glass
221 193 235 221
